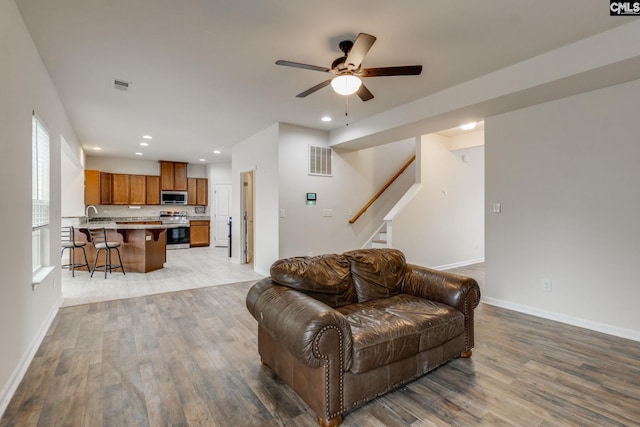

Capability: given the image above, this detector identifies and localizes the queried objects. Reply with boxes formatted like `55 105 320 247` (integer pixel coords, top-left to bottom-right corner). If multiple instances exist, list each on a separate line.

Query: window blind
32 114 50 229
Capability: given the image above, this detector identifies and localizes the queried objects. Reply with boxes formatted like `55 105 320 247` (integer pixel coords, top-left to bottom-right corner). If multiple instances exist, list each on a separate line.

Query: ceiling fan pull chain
345 96 350 126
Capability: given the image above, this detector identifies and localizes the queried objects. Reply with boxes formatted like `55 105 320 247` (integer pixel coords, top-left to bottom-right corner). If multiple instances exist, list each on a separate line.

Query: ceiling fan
276 33 422 102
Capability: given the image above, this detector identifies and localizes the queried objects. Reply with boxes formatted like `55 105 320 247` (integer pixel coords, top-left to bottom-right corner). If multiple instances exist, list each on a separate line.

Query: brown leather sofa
246 248 481 426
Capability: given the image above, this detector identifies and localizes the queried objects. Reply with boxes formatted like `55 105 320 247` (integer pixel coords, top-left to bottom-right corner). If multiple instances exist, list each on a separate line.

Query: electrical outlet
542 279 552 292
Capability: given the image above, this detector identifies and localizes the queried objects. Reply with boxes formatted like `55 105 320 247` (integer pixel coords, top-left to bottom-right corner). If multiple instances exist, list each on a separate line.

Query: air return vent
112 79 131 92
309 145 332 176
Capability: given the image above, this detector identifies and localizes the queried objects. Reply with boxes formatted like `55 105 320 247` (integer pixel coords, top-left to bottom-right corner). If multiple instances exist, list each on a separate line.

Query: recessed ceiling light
92 147 102 151
460 122 477 131
140 142 149 146
142 135 152 139
321 116 332 122
213 150 221 154
199 158 206 162
135 152 143 156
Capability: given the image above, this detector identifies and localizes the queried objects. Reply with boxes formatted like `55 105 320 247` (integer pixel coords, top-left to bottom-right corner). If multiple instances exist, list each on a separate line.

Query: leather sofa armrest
403 264 481 351
247 278 353 370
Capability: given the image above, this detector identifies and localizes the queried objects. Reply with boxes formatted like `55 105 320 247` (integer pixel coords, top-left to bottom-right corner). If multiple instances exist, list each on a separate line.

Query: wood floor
2 263 640 426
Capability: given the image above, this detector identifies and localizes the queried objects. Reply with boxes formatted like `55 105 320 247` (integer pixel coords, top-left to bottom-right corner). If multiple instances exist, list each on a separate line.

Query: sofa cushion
343 248 406 303
270 254 357 307
337 294 464 374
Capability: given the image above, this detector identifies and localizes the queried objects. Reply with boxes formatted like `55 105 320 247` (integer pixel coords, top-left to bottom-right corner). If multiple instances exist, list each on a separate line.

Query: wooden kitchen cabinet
146 176 160 205
196 178 208 206
85 170 100 205
129 175 146 205
190 220 210 247
160 161 188 191
174 162 188 191
112 174 130 205
188 178 208 206
100 172 113 204
84 170 112 205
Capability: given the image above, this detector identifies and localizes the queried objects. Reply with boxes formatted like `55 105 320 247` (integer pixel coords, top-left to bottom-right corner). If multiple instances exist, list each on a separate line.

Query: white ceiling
15 0 632 164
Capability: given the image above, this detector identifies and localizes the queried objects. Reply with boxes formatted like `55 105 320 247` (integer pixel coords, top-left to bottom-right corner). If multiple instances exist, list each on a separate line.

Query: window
32 113 50 272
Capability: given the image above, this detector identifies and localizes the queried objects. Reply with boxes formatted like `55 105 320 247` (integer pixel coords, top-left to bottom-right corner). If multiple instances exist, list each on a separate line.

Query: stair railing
349 155 416 224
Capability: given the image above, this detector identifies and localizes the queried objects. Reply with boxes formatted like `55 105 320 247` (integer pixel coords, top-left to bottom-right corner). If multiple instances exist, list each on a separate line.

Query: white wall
208 162 232 185
0 0 81 416
278 124 415 258
392 133 484 269
485 78 640 341
231 124 280 275
85 156 206 178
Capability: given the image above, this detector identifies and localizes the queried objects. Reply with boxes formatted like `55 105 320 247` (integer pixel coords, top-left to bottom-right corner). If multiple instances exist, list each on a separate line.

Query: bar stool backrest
88 228 107 247
61 226 75 244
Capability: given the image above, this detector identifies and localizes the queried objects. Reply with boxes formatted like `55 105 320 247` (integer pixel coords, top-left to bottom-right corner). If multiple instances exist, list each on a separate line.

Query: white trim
361 222 388 249
0 294 62 418
383 183 422 221
434 257 485 271
31 265 55 290
482 297 640 343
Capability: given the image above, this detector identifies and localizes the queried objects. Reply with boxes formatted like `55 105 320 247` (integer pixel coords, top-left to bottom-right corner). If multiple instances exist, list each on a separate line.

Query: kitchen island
73 222 177 273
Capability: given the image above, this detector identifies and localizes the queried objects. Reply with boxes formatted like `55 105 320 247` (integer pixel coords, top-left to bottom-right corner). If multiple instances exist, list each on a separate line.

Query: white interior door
214 184 231 247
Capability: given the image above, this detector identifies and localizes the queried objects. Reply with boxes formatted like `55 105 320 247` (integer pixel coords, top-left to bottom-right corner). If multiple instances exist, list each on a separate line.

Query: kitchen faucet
85 205 98 222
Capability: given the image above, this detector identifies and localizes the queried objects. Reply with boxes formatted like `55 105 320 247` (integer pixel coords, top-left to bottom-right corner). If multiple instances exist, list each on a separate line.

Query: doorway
240 171 254 265
214 184 231 247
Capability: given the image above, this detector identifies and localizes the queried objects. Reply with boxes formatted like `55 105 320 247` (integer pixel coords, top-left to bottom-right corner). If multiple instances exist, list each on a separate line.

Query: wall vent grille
309 145 333 177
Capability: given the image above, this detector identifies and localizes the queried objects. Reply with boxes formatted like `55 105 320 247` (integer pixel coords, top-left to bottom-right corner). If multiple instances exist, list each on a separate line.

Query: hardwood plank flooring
3 263 640 426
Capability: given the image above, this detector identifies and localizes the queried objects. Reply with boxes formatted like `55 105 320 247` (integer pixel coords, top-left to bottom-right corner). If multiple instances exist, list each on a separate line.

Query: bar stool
61 226 89 277
88 227 126 278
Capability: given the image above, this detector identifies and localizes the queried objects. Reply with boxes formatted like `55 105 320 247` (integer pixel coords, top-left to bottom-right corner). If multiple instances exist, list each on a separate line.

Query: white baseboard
434 257 485 271
482 297 640 342
0 294 62 419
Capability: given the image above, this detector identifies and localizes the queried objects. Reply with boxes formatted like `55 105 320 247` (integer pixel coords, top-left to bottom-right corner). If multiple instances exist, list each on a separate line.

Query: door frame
239 169 255 265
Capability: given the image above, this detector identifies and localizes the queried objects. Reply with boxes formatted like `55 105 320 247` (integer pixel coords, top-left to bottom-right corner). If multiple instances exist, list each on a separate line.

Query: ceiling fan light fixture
331 75 362 96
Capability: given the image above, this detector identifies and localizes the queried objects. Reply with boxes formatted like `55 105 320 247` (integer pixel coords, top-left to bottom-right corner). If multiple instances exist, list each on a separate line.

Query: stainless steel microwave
161 191 188 205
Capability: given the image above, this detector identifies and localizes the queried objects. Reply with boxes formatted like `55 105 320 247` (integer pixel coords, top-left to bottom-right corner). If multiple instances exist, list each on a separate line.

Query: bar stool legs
88 228 126 278
61 226 89 277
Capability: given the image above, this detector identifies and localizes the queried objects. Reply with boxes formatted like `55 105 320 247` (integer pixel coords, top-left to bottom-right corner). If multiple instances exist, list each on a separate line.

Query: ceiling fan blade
345 33 376 70
357 84 374 102
359 65 423 77
276 60 331 73
296 79 332 98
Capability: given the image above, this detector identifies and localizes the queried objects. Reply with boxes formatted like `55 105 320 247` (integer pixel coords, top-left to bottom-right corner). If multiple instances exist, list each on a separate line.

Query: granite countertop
65 215 211 229
88 216 211 222
75 221 182 230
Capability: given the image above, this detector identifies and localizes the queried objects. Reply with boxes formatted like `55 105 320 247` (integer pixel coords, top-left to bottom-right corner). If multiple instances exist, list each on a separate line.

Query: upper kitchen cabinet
146 176 160 205
100 172 113 204
188 178 208 206
129 175 147 205
85 170 112 205
112 174 130 205
160 161 188 191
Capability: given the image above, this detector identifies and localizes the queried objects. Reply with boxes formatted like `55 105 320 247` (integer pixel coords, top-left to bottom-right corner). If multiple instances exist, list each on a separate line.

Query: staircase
371 223 388 248
351 154 417 250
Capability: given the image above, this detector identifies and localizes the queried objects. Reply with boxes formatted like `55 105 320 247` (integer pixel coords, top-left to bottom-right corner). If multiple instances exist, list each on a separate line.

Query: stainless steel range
160 211 190 249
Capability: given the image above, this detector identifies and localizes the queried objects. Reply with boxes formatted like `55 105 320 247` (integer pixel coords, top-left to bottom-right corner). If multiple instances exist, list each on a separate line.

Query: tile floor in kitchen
61 246 263 307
